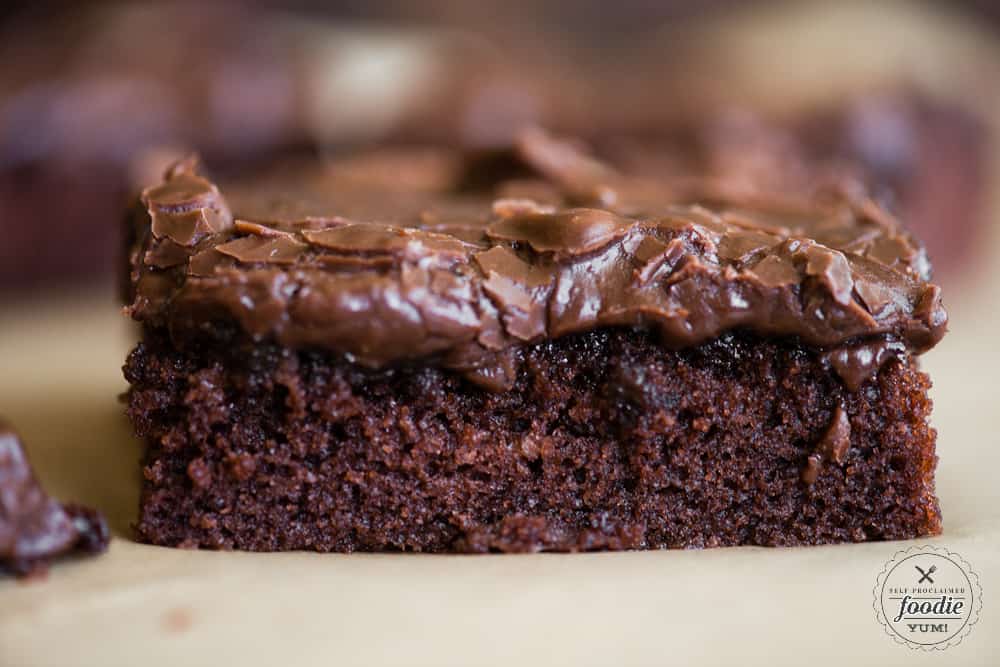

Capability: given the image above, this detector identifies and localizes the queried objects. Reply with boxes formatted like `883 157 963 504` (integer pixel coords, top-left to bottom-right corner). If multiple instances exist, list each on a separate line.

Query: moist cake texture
123 128 946 551
126 328 938 551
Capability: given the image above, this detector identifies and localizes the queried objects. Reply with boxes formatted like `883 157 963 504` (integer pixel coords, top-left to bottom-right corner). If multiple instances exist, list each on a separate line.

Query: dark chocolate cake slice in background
1 2 994 293
0 420 109 576
0 3 509 292
122 130 945 552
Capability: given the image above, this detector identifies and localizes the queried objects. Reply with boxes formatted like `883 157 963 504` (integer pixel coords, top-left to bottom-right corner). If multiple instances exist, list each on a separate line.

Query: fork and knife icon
915 564 937 584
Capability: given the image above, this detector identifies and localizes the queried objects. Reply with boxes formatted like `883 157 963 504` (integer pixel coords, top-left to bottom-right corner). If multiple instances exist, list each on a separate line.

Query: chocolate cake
122 129 945 552
0 420 109 576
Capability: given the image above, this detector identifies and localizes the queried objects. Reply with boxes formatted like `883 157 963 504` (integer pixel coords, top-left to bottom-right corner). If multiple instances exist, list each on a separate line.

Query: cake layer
125 327 940 552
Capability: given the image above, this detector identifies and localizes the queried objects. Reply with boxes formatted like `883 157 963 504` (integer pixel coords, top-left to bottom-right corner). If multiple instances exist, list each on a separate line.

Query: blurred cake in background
581 93 985 277
613 1 999 279
0 0 995 292
0 2 513 291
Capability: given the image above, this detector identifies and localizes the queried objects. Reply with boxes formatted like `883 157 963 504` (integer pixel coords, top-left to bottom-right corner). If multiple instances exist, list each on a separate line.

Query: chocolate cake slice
0 420 109 576
122 130 945 552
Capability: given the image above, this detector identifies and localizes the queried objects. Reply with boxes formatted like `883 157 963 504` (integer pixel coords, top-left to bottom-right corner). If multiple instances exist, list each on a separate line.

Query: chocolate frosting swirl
125 130 947 391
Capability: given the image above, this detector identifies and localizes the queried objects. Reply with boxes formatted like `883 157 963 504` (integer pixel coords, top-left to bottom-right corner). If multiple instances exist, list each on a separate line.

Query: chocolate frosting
126 129 947 391
0 419 109 576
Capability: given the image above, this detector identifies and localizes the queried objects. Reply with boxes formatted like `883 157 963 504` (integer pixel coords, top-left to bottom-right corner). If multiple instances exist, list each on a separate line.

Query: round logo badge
874 545 982 650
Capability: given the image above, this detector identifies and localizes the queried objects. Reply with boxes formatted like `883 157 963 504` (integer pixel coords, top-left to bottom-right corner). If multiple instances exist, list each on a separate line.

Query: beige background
2 3 1000 666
